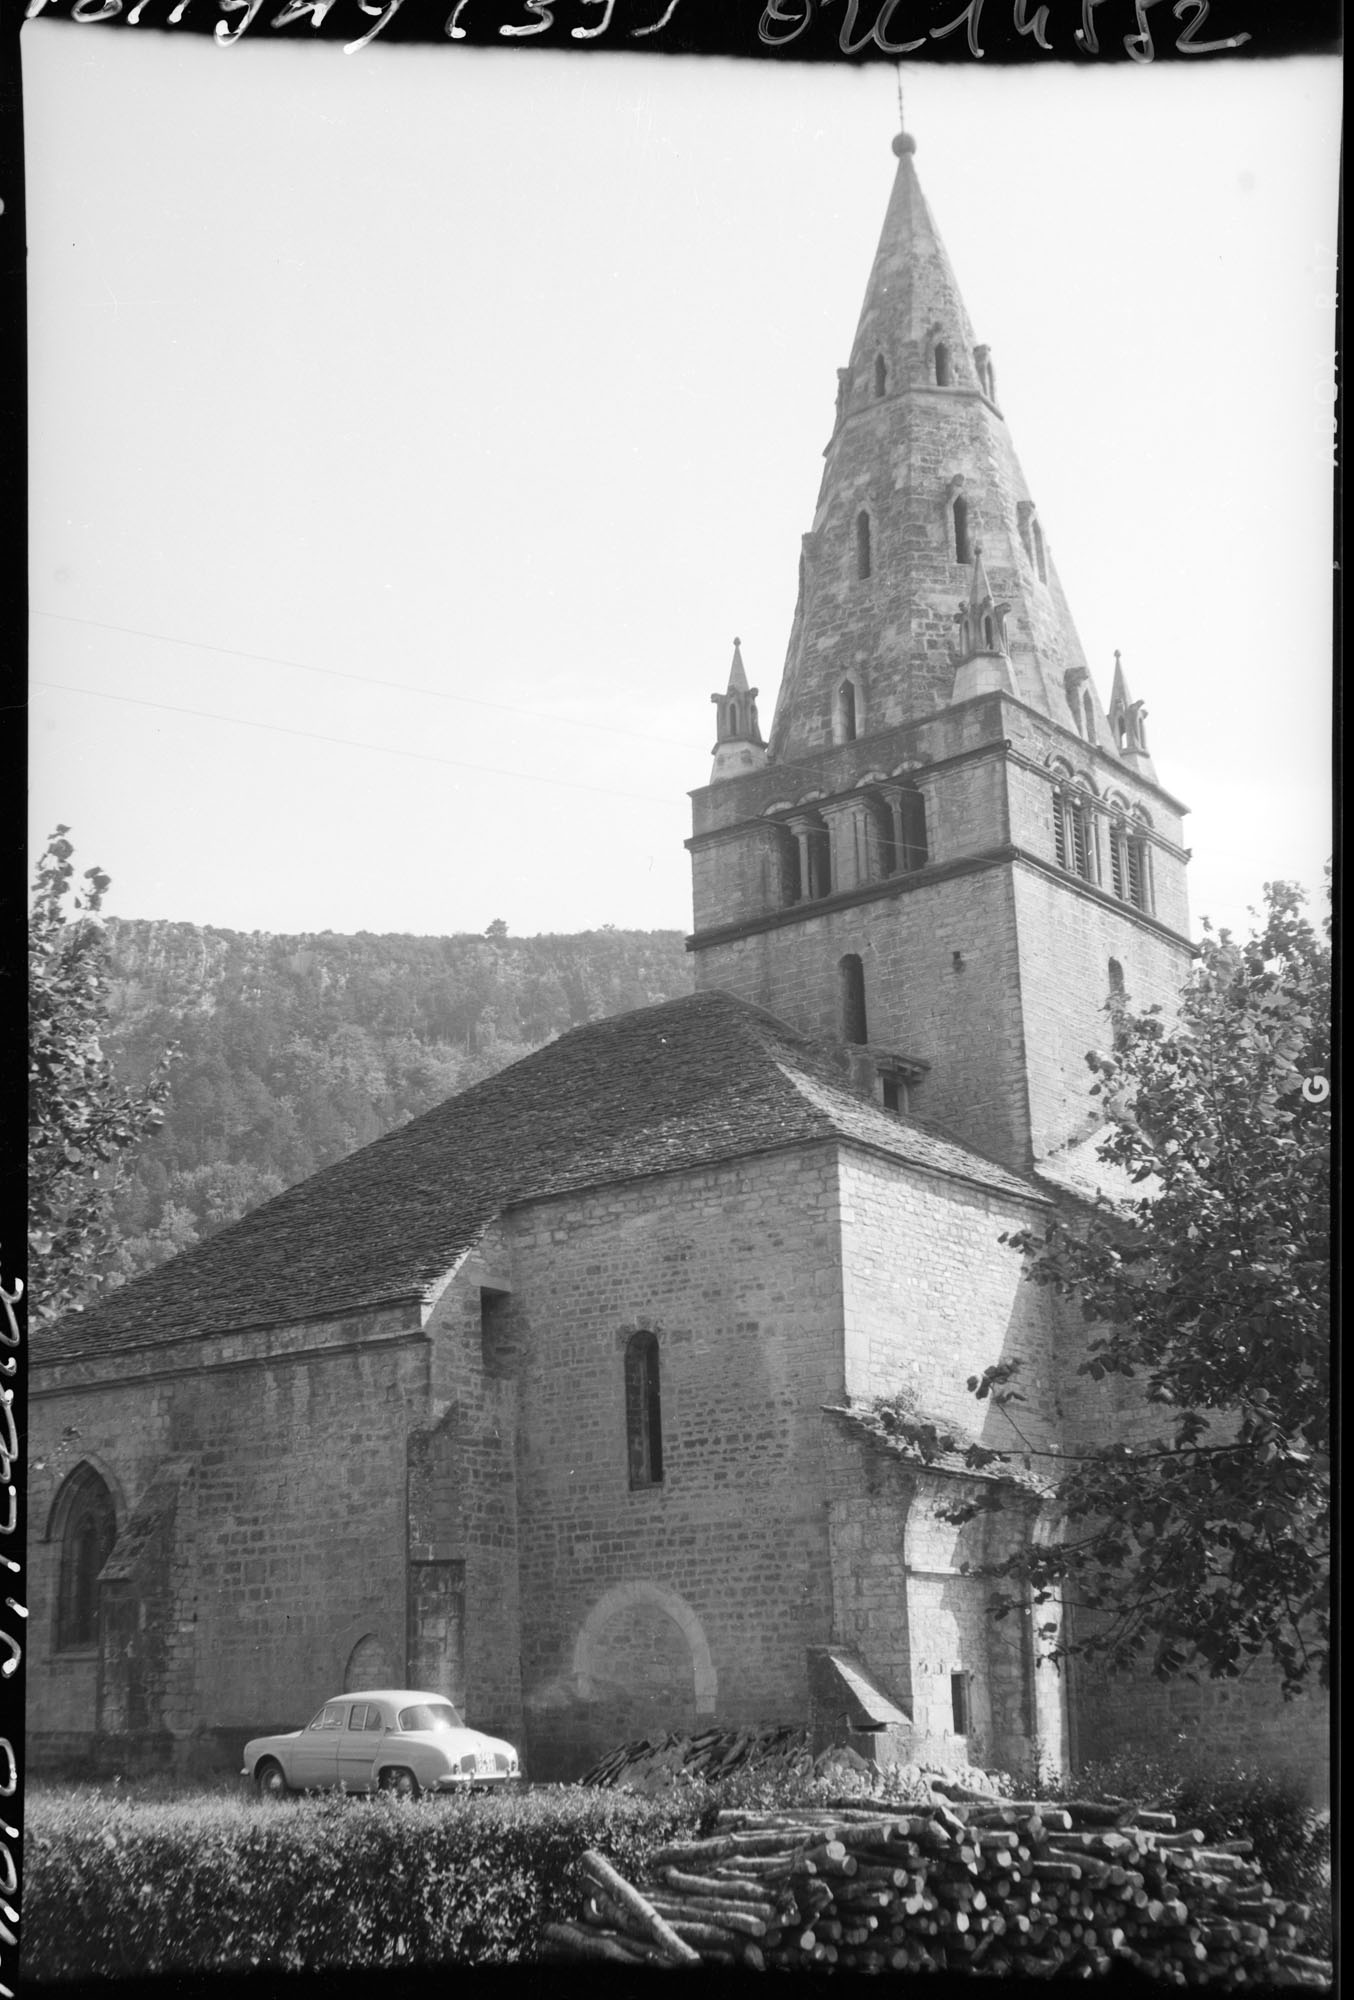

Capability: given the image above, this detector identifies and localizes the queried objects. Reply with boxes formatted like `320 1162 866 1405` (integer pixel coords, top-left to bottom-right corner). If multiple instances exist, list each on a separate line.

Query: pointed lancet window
935 341 952 387
856 511 872 580
1033 518 1047 583
953 496 971 565
53 1465 117 1652
838 678 858 743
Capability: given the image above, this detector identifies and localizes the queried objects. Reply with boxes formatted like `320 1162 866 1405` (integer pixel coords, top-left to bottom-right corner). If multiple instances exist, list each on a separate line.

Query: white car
242 1688 522 1798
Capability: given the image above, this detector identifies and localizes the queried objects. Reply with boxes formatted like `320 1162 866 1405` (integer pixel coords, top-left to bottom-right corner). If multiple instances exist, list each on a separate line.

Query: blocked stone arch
573 1580 717 1716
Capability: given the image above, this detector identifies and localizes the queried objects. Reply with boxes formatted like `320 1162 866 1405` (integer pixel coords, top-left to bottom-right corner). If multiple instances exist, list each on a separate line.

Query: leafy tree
28 830 179 1327
944 880 1330 1695
485 917 508 939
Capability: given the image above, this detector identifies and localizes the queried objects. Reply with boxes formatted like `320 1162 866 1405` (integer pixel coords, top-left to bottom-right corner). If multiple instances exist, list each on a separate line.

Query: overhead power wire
31 608 710 755
31 680 688 808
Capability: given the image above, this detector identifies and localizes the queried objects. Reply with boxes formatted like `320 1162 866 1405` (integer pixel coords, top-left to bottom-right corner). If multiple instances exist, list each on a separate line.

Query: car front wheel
255 1758 289 1799
379 1766 420 1800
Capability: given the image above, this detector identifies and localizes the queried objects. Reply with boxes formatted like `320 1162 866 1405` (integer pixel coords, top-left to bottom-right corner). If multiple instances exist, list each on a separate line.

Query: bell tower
687 125 1195 1175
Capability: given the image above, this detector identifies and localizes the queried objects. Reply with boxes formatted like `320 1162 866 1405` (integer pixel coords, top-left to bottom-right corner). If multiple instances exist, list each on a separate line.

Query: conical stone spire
767 131 1099 762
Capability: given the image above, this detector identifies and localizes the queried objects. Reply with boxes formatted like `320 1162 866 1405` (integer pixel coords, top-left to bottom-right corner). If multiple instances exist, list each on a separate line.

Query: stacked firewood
579 1724 812 1790
541 1799 1332 1986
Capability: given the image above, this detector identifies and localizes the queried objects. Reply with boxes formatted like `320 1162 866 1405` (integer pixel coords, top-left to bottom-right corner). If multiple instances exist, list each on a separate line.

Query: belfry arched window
51 1464 117 1652
727 699 740 736
837 678 858 743
1109 817 1151 912
840 954 868 1045
625 1333 664 1489
953 496 971 565
856 511 872 581
934 342 952 386
1053 781 1096 884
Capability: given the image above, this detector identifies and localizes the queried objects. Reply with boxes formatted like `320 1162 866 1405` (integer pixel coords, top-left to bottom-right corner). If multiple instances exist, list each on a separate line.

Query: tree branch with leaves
28 829 180 1330
938 880 1330 1696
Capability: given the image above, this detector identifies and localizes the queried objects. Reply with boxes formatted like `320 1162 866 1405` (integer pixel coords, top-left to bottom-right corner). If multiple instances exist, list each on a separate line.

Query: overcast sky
25 31 1338 943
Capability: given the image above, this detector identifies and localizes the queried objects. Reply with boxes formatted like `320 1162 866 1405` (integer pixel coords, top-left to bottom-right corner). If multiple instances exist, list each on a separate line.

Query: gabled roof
37 990 1039 1363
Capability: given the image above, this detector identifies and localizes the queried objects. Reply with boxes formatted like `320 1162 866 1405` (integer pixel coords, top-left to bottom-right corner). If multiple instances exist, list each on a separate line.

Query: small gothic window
53 1464 116 1653
1109 958 1125 1000
1033 518 1047 583
625 1332 663 1489
881 1074 905 1115
840 954 868 1045
839 679 858 742
934 342 952 386
1083 692 1097 743
874 353 887 398
856 511 872 581
951 1673 971 1734
953 496 970 565
983 614 995 650
727 700 739 736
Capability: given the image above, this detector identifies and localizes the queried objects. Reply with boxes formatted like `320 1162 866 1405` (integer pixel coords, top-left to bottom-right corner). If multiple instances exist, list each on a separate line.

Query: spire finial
892 67 916 156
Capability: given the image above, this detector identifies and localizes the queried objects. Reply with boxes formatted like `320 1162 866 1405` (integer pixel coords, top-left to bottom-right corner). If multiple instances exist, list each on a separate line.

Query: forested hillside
98 920 692 1290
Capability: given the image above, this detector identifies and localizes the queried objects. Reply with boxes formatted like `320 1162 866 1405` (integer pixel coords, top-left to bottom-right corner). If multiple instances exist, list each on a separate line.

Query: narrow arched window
934 342 952 386
874 354 887 398
838 679 858 742
625 1333 663 1488
1108 958 1125 1000
53 1465 117 1653
953 496 970 565
727 699 739 736
983 614 995 650
1083 692 1097 743
1033 518 1047 582
856 511 872 580
839 954 868 1044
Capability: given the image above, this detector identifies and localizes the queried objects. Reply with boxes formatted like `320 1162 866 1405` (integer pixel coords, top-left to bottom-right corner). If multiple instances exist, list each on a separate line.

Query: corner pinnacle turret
709 637 766 783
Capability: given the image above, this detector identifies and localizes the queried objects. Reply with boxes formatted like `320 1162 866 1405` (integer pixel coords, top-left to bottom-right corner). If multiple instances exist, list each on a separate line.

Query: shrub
21 1783 706 1980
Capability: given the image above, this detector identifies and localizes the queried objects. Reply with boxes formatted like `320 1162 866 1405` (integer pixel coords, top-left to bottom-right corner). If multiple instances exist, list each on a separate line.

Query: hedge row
21 1784 707 1981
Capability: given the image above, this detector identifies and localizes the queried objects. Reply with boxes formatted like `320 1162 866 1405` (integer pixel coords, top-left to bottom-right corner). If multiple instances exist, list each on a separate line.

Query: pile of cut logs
579 1725 812 1790
542 1798 1331 1986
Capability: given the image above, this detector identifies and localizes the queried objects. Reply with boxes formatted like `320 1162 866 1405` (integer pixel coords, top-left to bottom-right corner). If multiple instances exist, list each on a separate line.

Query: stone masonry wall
507 1145 847 1780
693 865 1032 1171
28 1309 425 1772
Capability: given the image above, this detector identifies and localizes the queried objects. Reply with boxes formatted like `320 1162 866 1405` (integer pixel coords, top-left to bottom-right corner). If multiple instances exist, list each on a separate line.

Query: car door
336 1701 386 1790
288 1701 345 1789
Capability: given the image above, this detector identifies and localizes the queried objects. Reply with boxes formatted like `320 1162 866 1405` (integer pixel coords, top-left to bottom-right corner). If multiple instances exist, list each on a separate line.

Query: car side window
365 1706 385 1732
309 1702 345 1731
347 1703 369 1730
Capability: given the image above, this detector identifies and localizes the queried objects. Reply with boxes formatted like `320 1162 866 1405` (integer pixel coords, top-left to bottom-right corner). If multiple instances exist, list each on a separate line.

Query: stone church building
29 130 1325 1791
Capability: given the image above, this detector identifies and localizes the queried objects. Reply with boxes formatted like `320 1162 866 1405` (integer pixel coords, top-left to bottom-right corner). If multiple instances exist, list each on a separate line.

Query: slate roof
36 990 1040 1363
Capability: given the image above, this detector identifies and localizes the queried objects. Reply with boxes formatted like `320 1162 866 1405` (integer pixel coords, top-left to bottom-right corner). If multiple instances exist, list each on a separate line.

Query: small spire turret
951 543 1014 702
709 637 766 783
1108 650 1157 780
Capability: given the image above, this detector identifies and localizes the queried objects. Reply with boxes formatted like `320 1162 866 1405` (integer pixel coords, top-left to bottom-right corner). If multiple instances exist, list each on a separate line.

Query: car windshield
397 1701 464 1734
